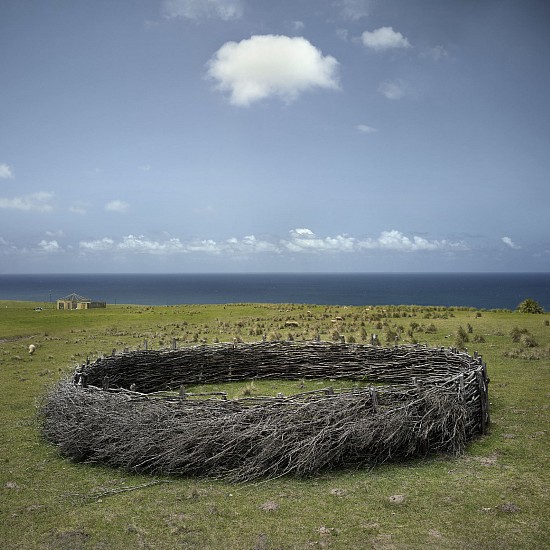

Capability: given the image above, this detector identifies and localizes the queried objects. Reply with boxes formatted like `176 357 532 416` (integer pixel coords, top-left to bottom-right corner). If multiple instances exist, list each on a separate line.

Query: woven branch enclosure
40 342 490 481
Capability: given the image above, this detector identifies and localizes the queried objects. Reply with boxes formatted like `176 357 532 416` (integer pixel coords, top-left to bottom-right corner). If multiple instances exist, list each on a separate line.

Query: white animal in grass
28 344 36 355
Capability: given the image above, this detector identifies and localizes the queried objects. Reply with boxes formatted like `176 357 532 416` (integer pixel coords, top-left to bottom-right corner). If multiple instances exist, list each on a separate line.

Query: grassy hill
1 301 548 549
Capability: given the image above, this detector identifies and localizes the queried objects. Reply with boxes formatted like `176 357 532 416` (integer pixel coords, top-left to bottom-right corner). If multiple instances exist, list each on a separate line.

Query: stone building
56 293 106 310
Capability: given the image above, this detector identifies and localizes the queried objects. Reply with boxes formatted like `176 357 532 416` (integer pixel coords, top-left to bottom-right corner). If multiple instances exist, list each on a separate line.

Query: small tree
517 299 544 314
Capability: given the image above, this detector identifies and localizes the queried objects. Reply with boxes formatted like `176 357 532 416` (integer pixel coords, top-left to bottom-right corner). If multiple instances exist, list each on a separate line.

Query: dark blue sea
0 273 548 310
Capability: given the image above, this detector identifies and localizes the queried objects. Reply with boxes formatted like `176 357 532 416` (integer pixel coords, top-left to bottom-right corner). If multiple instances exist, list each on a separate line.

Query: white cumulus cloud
0 163 14 179
225 235 280 254
284 228 357 253
77 229 467 258
280 229 465 254
0 192 54 212
502 236 521 250
38 240 60 252
357 230 466 251
118 235 184 253
80 235 187 255
207 34 340 106
162 0 243 20
105 200 129 213
79 237 116 251
362 26 411 51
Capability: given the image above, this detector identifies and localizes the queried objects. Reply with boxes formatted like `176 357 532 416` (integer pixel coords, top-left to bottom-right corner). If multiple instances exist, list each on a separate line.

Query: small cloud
335 0 371 21
358 230 467 252
502 236 521 250
45 229 64 238
138 164 152 171
361 26 411 51
162 0 243 20
105 200 129 213
335 28 349 42
290 20 305 31
378 80 405 100
356 124 377 134
38 240 60 252
69 202 87 215
80 235 186 255
0 192 54 212
293 228 315 237
0 163 14 179
206 34 340 106
79 237 115 251
284 228 356 253
422 45 448 62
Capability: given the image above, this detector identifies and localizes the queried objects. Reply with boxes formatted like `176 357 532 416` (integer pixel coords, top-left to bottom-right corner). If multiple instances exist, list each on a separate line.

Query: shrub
510 326 529 343
385 328 398 345
520 334 538 348
424 323 437 334
517 299 544 314
455 326 469 350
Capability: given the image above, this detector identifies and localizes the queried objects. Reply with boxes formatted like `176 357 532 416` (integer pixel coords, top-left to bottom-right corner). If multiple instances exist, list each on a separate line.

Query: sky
1 0 549 273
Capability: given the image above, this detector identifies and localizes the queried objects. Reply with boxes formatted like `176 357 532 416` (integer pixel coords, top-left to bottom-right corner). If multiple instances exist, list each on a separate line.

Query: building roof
58 293 91 302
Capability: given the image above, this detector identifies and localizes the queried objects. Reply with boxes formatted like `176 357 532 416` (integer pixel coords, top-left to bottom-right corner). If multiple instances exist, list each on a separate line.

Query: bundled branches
39 343 488 481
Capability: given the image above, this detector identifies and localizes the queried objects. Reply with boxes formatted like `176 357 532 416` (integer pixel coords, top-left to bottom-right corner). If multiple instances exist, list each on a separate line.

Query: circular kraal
40 342 489 481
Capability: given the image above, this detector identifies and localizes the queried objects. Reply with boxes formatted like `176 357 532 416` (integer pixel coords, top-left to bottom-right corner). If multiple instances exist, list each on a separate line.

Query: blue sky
1 0 549 273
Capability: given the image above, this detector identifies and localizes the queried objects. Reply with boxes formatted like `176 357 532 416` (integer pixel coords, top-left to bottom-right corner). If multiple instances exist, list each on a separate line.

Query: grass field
1 301 548 549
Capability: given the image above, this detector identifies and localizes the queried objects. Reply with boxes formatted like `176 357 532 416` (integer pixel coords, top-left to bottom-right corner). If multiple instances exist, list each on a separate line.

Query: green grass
1 301 549 549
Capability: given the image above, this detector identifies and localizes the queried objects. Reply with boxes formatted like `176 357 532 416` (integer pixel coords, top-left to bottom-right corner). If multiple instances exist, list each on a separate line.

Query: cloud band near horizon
6 228 467 257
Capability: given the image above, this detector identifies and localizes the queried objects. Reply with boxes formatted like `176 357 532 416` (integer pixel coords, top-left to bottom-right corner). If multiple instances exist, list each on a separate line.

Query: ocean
0 273 548 310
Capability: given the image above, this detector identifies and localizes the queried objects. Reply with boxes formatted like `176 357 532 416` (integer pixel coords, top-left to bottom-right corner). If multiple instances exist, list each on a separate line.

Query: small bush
516 299 544 314
455 326 469 350
510 326 529 343
520 334 538 348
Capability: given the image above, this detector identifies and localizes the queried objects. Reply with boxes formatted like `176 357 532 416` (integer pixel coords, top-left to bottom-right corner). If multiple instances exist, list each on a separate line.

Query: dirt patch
46 530 90 550
499 502 521 513
474 453 498 466
259 500 279 512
